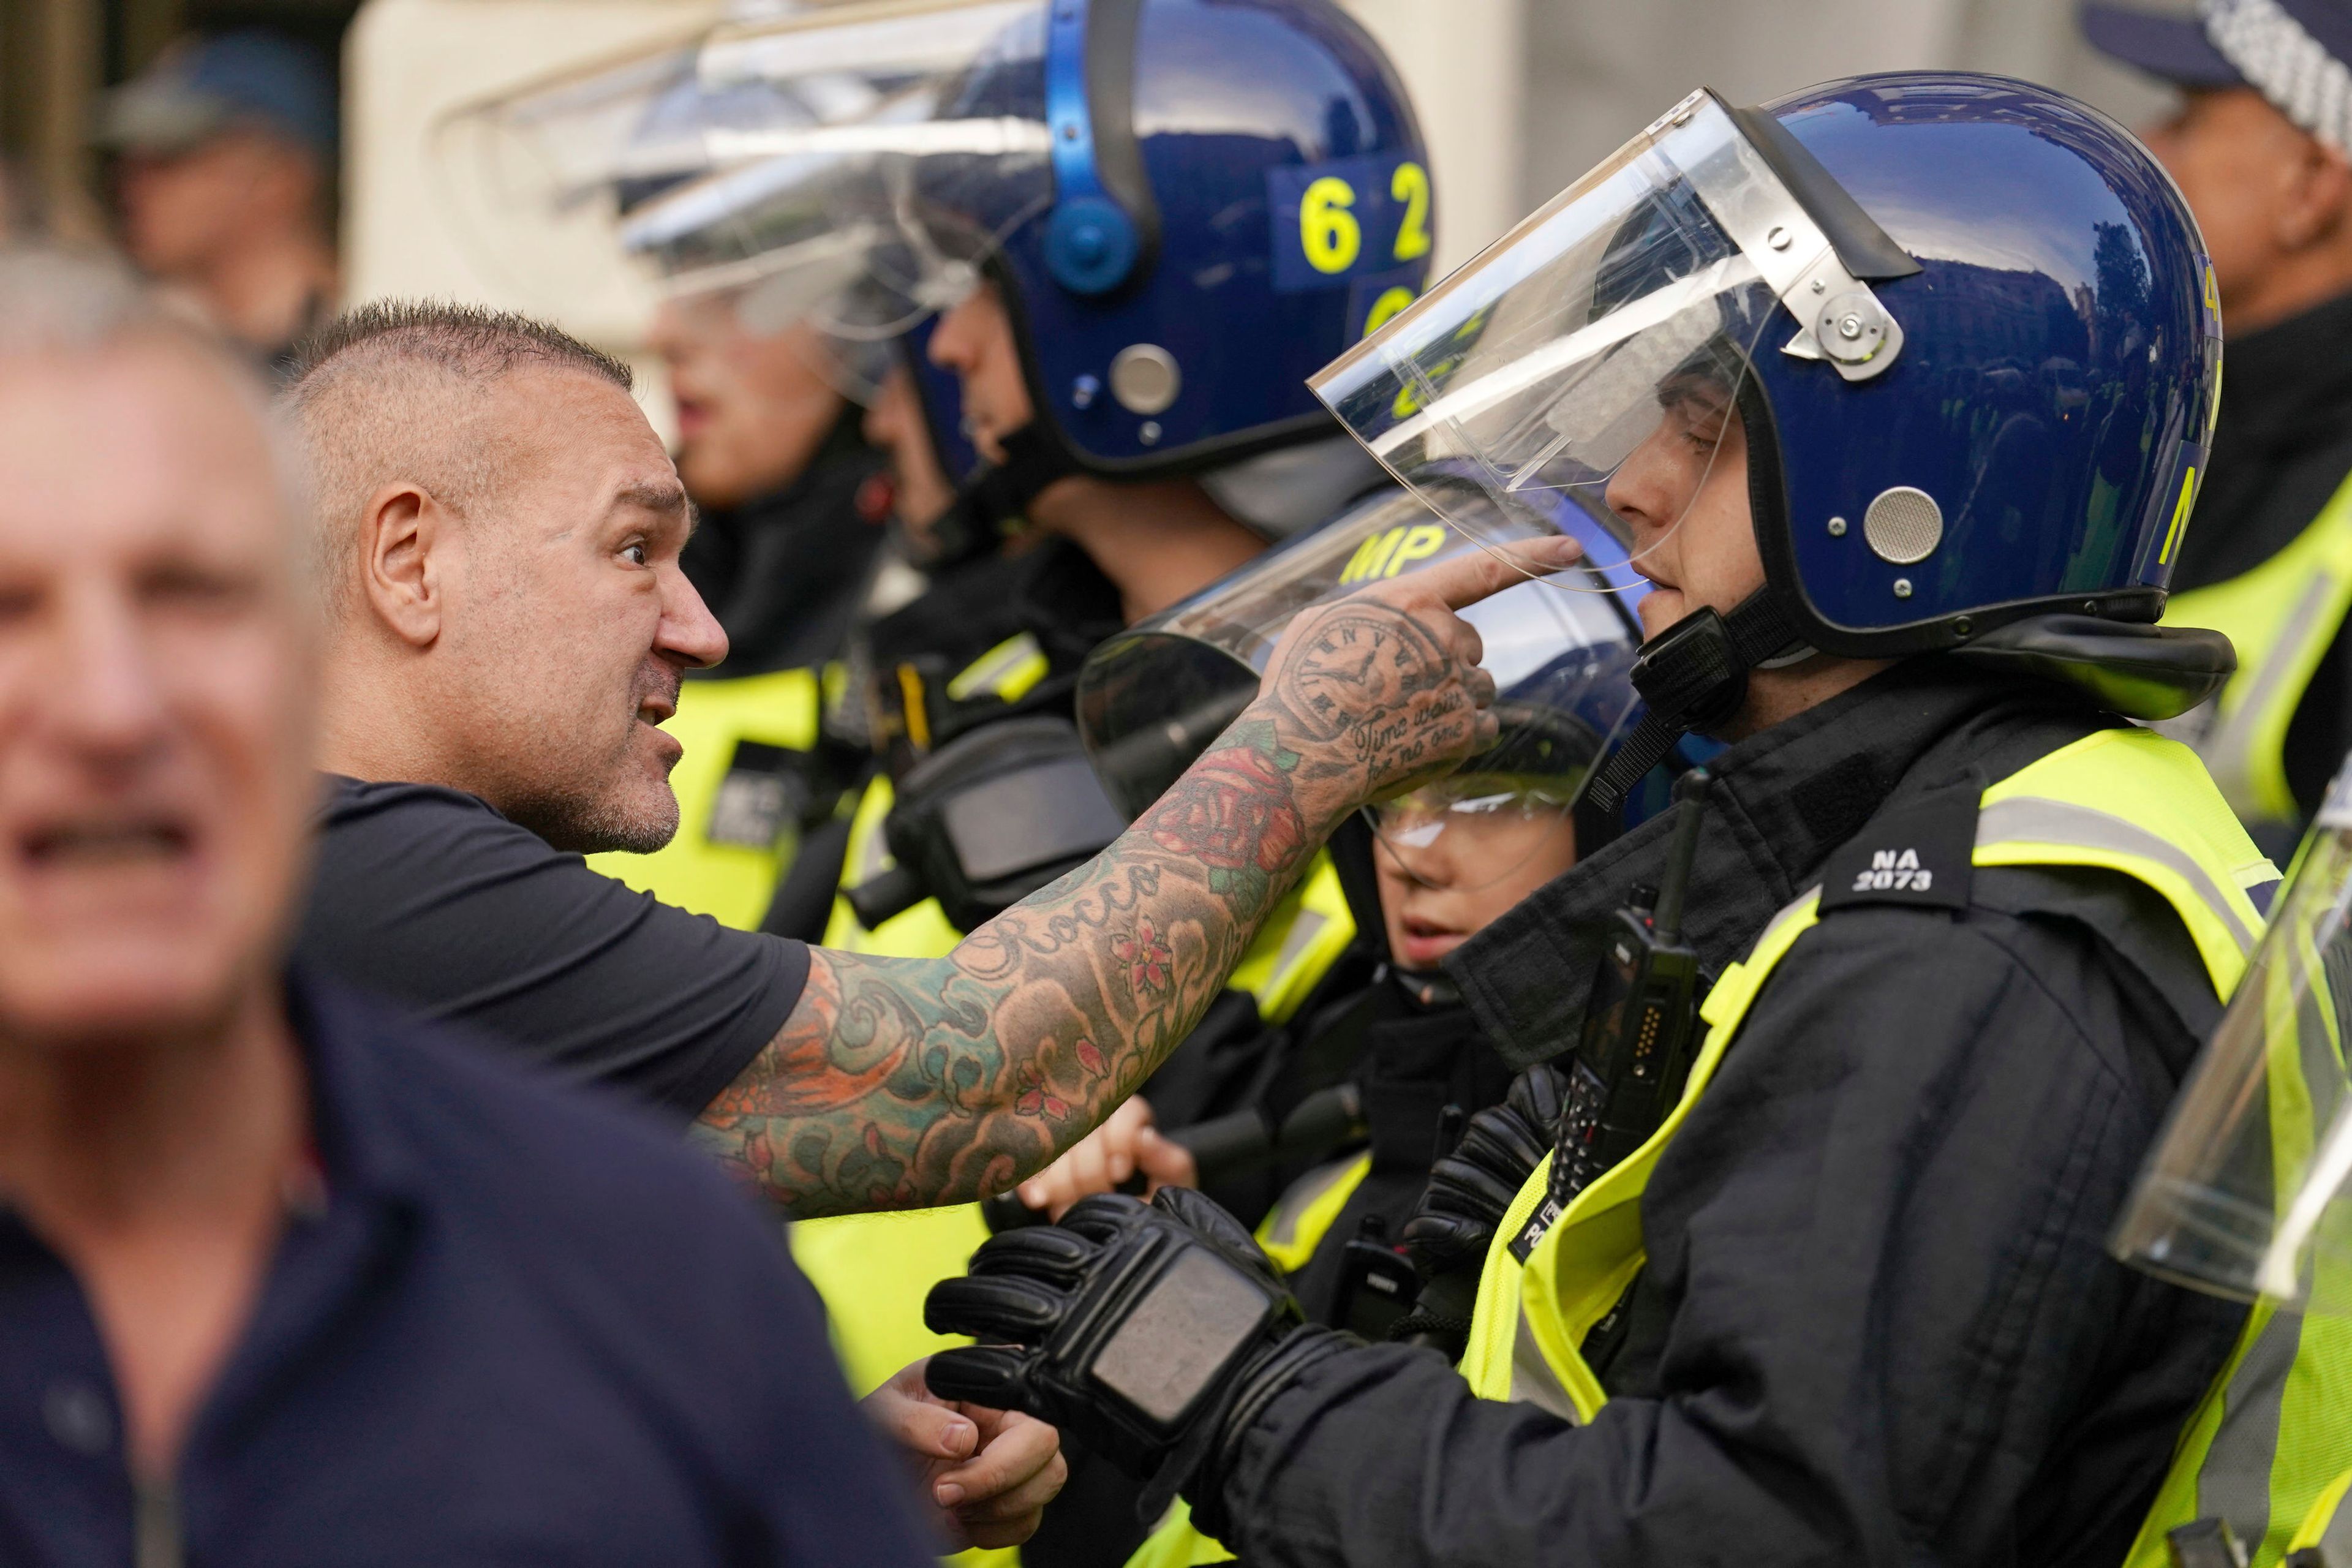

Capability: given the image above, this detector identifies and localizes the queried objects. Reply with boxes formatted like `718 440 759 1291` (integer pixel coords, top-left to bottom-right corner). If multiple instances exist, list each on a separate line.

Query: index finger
1400 533 1584 611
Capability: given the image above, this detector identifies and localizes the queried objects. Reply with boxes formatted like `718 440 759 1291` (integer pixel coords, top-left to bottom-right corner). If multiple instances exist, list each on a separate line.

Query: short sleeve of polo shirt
292 775 809 1118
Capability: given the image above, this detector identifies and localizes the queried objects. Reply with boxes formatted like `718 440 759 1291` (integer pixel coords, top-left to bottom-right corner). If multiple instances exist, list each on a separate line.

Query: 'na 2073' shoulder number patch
1816 784 1978 915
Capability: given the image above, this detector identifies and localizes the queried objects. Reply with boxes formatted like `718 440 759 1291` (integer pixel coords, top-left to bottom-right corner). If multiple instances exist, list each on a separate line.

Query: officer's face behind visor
1372 772 1583 970
1310 91 1833 606
1604 367 1758 640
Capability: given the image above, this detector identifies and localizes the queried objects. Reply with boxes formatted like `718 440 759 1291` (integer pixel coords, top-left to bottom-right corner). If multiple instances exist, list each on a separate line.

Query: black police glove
924 1188 1353 1536
1392 1062 1566 1354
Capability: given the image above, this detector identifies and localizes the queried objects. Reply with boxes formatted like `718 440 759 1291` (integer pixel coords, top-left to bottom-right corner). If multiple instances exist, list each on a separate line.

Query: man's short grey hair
281 300 637 623
0 241 302 515
0 241 257 374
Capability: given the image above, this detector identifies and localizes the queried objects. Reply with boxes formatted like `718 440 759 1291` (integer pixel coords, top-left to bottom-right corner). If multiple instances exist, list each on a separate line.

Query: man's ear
356 481 452 649
2278 134 2352 252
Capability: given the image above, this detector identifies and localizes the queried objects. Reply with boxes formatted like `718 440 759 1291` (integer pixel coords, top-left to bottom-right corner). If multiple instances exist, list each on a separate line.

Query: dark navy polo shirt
0 974 932 1567
295 776 811 1119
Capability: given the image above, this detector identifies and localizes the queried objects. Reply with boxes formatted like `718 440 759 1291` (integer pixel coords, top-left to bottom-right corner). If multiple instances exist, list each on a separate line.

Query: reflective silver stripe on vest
1259 1156 1362 1254
2203 967 2349 1545
2325 1472 2352 1556
2206 572 2342 820
2201 1310 2304 1551
1268 908 1330 990
1510 1297 1583 1422
1974 797 2258 956
1981 796 2293 1545
1758 886 1824 948
1498 886 1830 1421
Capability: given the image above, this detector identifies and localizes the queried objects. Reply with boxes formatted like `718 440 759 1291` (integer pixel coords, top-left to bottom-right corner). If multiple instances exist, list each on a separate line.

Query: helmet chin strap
1584 589 1809 818
938 421 1087 557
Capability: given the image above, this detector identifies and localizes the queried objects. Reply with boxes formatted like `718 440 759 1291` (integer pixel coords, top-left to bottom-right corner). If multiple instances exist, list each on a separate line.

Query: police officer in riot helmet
977 485 1645 1567
925 73 2278 1566
786 0 1430 957
1015 511 1644 1267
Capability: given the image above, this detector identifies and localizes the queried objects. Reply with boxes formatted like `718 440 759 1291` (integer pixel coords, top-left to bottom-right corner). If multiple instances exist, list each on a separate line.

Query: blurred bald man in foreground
0 246 937 1564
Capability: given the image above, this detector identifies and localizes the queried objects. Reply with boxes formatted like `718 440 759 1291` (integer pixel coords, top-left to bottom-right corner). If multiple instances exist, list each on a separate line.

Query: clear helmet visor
1076 488 1642 864
1309 91 1847 595
431 0 1047 401
431 37 713 332
2113 772 2352 1313
684 0 1055 343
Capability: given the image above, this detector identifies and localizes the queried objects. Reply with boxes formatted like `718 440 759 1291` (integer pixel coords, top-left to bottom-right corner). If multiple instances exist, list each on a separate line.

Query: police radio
1511 768 1712 1263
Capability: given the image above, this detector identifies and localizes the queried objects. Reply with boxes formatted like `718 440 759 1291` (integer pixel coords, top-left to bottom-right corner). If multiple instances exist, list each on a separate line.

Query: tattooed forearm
692 550 1522 1217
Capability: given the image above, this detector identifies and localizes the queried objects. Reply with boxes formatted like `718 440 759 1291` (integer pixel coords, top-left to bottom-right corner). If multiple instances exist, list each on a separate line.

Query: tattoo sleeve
692 589 1488 1217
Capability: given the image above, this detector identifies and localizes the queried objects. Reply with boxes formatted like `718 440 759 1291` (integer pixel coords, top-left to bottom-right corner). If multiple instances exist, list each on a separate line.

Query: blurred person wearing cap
2086 0 2352 848
0 241 953 1566
99 30 339 375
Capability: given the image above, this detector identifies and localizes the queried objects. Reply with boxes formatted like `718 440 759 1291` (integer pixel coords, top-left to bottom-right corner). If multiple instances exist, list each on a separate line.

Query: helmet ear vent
1863 486 1943 565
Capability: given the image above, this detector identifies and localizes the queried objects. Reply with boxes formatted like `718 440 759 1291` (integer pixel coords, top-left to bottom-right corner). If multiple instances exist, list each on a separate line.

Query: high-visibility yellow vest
1256 1152 1374 1274
799 694 1356 1568
2125 853 2352 1568
2163 467 2352 828
1455 730 2272 1521
587 667 824 930
2281 1465 2352 1562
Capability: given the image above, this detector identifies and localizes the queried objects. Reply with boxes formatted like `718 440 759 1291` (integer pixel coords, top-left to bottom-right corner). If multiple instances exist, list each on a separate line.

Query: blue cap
97 30 336 159
2081 2 2247 86
2084 0 2352 148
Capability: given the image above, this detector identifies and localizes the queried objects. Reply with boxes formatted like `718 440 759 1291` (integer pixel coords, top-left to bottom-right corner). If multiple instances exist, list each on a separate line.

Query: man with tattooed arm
284 303 1539 1227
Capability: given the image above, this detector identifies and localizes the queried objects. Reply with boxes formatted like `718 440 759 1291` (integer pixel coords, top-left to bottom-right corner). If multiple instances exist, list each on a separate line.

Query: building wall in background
1521 0 2185 223
1344 0 1526 276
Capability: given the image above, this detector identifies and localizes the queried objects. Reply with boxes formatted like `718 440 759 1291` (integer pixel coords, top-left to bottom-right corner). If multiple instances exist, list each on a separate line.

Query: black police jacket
2172 287 2352 815
1215 659 2248 1568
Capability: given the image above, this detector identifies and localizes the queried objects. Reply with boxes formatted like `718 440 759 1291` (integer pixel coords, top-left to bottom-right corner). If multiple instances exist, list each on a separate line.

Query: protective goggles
1076 484 1643 824
1367 769 1586 892
1308 88 1907 597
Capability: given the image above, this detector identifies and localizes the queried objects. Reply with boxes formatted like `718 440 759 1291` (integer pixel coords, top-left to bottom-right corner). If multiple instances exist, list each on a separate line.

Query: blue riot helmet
1313 74 2235 813
1077 484 1647 878
693 0 1436 529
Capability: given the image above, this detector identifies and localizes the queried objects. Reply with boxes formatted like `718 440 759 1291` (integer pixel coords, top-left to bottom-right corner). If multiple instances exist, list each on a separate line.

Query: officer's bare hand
1016 1096 1200 1219
1250 535 1583 812
865 1356 1068 1550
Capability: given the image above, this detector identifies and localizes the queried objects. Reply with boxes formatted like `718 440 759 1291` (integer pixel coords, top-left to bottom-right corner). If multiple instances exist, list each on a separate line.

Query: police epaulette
1815 780 1979 916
